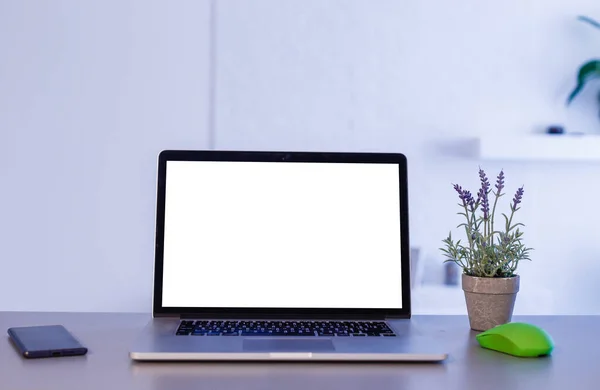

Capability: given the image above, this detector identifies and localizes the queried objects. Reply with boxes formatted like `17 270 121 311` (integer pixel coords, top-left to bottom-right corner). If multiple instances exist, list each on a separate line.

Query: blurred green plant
567 16 600 105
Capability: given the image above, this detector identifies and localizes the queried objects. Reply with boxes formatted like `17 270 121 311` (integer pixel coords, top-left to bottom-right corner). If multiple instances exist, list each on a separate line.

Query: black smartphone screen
7 325 88 358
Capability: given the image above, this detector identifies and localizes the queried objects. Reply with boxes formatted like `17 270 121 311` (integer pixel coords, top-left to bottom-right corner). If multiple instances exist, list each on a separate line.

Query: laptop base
129 318 448 362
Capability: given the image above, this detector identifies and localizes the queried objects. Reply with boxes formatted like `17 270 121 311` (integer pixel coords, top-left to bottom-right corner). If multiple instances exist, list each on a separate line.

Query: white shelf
479 134 600 161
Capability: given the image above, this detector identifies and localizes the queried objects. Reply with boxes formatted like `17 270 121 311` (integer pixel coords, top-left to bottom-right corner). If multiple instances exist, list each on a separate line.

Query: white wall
0 0 212 311
214 0 600 314
2 0 600 314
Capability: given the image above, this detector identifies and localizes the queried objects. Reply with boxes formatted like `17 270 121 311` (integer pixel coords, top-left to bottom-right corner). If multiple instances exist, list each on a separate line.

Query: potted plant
567 15 600 114
440 169 533 331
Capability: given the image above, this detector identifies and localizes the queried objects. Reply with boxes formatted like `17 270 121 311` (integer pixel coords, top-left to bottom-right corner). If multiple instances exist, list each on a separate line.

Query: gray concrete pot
462 274 520 331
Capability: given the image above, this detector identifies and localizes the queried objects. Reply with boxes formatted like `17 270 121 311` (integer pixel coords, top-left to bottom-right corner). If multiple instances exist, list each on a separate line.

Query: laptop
129 150 448 362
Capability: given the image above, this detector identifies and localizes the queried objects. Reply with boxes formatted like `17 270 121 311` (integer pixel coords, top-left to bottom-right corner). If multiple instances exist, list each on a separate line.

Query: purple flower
454 183 476 211
479 168 490 191
495 170 505 194
453 184 473 207
463 190 475 210
479 168 490 219
453 183 463 194
512 186 524 210
453 184 466 206
480 194 490 219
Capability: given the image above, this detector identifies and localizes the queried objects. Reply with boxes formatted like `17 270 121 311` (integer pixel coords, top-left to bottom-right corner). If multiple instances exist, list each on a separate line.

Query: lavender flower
453 183 466 207
454 183 476 211
481 197 490 219
478 168 490 219
463 190 475 210
453 183 463 194
479 168 490 191
495 170 505 194
512 186 524 210
477 187 485 208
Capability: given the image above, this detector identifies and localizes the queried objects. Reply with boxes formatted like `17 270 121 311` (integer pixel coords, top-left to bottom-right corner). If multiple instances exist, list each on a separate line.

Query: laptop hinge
178 312 394 320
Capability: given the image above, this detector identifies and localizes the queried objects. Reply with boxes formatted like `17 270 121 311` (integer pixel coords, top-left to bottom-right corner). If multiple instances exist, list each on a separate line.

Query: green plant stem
462 203 474 273
484 215 488 242
507 207 516 233
505 207 517 272
490 191 500 245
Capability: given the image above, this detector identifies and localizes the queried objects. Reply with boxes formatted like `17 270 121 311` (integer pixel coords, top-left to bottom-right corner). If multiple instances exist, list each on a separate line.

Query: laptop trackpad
243 339 335 352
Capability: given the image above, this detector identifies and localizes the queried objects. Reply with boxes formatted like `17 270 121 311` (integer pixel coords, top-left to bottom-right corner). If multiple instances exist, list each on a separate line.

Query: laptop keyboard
176 320 396 337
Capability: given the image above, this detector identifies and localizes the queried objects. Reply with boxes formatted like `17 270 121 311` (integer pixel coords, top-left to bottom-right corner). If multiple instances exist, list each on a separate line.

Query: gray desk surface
1 312 598 390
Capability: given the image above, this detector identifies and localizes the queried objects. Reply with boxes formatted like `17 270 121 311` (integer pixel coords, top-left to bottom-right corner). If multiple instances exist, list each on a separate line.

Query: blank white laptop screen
161 160 403 309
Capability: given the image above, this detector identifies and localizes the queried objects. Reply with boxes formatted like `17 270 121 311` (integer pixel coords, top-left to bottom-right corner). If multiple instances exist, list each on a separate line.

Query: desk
1 312 598 390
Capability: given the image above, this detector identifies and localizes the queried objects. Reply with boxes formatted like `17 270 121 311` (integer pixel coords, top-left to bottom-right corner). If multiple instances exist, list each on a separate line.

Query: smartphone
7 325 88 358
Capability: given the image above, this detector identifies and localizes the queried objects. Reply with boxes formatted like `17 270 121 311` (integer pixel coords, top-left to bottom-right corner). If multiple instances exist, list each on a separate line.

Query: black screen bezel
152 150 411 319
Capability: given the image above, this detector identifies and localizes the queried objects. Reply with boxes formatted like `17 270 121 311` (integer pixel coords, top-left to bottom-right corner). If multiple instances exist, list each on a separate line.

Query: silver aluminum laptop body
130 150 448 362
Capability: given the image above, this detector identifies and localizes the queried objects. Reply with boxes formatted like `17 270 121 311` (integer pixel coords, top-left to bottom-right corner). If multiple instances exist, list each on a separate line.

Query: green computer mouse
475 322 554 357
